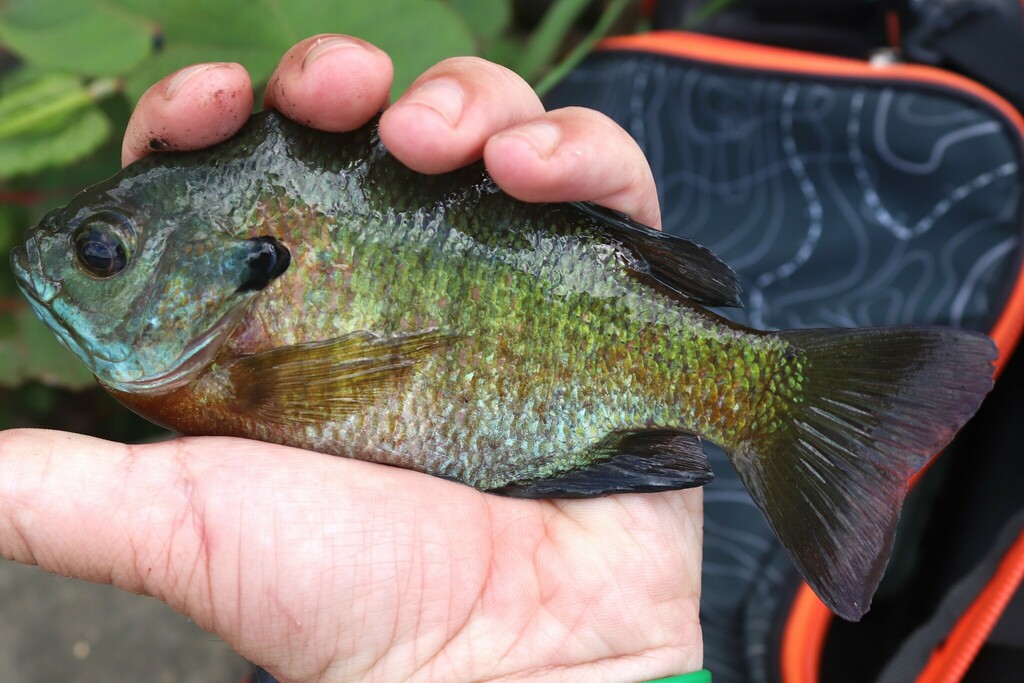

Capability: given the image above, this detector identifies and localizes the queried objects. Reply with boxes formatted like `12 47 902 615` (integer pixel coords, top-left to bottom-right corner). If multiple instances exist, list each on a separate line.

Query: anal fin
489 428 714 498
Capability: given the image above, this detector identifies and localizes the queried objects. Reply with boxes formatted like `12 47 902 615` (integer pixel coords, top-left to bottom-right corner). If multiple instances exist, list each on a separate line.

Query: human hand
1 35 700 683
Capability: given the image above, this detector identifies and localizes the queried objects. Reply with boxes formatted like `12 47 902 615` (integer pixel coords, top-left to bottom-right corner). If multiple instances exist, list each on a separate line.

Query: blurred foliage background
0 0 644 440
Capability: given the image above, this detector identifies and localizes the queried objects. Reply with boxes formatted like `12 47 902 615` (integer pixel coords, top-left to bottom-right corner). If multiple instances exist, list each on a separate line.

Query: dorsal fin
571 202 743 308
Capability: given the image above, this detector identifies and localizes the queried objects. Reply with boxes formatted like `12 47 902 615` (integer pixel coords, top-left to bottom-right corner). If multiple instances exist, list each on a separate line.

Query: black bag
546 2 1024 680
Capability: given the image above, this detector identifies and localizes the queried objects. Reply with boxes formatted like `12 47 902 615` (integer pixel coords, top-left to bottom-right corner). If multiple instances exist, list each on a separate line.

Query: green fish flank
10 111 996 622
212 190 800 489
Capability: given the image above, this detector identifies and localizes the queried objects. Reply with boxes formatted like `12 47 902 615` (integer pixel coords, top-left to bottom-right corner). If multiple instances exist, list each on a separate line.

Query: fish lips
12 209 72 305
10 235 56 302
10 239 71 346
9 243 32 291
10 241 97 367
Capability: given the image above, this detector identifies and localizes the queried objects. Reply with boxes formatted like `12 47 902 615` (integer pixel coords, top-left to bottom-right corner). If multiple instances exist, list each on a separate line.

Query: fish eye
72 211 135 278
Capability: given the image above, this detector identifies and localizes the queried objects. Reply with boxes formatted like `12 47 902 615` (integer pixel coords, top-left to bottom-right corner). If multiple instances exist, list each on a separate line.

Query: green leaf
3 94 129 194
267 0 477 96
482 35 526 70
117 0 292 100
0 308 96 389
0 102 112 178
121 0 476 101
2 0 478 102
124 43 279 103
0 72 117 138
449 0 511 41
0 0 155 76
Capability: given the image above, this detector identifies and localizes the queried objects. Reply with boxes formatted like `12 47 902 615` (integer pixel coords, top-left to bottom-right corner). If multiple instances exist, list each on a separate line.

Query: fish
10 111 996 621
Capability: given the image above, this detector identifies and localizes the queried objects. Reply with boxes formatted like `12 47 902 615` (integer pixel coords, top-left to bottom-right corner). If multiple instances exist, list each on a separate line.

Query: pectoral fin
226 329 453 424
488 429 714 498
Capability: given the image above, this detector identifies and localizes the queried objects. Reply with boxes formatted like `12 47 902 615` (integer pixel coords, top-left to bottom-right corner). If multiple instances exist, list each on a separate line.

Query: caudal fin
729 327 997 621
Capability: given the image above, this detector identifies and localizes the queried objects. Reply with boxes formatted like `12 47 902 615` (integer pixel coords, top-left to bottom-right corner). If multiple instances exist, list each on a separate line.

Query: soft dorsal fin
571 202 743 308
226 329 452 424
488 428 714 498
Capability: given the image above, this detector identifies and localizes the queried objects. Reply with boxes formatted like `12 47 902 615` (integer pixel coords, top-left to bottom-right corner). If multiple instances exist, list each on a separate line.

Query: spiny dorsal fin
226 329 452 424
571 201 743 308
489 428 714 498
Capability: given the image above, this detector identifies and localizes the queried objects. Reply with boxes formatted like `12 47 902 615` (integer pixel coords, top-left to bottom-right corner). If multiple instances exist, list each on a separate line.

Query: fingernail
165 63 233 100
501 122 561 159
400 79 465 127
303 36 366 70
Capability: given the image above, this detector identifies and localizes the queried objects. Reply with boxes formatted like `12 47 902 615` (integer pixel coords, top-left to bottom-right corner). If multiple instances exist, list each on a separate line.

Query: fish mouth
12 241 135 373
11 225 65 303
12 209 61 286
11 247 97 368
10 242 42 300
10 244 29 281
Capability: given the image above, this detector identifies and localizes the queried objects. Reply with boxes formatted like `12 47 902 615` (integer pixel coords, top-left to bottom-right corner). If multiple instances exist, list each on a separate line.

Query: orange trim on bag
918 528 1024 683
781 585 831 681
596 31 1024 683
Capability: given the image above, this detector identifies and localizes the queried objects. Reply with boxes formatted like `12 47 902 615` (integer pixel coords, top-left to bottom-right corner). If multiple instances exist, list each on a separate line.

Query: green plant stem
0 77 120 139
533 0 631 98
517 0 594 83
684 0 740 28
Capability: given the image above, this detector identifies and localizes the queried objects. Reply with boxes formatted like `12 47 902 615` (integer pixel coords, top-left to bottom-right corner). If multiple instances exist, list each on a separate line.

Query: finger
263 34 393 132
484 107 661 228
122 62 253 167
0 428 501 679
0 429 485 650
379 56 545 174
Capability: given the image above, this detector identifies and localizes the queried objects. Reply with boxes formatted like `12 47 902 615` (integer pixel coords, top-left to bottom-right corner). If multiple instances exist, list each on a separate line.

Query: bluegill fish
10 112 996 620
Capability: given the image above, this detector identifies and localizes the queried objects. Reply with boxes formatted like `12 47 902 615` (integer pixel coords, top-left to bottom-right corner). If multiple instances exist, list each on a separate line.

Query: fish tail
728 327 996 620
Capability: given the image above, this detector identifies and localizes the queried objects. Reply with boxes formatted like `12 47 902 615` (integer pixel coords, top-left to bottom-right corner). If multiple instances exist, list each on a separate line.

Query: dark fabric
546 50 1023 334
905 2 1024 113
652 0 888 28
876 510 1024 682
545 43 1024 683
651 0 892 57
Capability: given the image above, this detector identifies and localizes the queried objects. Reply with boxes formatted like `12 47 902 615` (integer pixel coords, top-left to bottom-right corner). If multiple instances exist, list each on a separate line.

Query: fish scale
11 110 997 621
229 192 779 485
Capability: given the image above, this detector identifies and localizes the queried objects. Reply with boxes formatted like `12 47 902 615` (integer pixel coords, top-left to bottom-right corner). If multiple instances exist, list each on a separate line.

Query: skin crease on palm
0 34 703 683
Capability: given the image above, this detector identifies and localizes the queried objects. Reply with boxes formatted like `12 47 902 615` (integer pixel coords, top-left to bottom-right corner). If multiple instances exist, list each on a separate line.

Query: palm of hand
1 432 701 681
201 442 703 681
